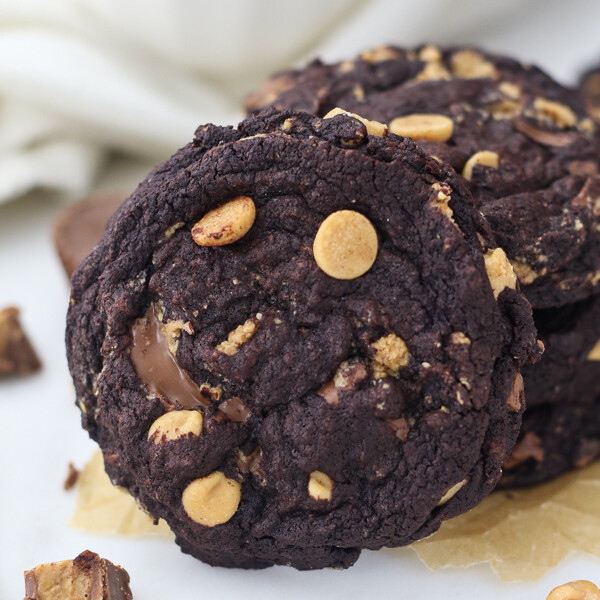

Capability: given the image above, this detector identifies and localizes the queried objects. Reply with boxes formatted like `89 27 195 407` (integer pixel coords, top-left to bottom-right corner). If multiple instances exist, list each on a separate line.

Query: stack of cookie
247 45 600 489
582 63 600 125
66 46 598 570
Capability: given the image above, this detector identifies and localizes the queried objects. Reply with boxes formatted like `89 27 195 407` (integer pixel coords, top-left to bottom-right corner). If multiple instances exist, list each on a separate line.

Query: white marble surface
2 1 600 595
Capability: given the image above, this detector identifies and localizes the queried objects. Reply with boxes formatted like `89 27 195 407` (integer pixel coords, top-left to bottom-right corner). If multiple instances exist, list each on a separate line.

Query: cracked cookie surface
67 109 539 569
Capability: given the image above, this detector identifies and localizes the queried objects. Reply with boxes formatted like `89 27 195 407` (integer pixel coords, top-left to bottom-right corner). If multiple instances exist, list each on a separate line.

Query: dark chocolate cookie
500 296 600 487
67 109 539 569
522 295 600 407
54 192 127 277
247 45 600 308
581 64 600 123
500 385 600 488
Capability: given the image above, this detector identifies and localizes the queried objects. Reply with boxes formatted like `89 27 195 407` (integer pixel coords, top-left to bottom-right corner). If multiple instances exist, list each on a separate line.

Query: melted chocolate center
130 305 210 409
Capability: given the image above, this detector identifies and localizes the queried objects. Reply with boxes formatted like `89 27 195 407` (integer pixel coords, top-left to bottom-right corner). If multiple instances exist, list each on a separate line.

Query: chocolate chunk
54 192 126 277
0 307 41 377
24 550 133 600
130 304 211 410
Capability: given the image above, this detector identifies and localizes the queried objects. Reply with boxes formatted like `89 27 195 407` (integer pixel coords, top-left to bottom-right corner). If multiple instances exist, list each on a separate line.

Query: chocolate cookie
581 64 600 123
500 388 600 488
522 294 600 407
500 296 600 487
247 45 600 308
54 192 127 277
67 109 539 569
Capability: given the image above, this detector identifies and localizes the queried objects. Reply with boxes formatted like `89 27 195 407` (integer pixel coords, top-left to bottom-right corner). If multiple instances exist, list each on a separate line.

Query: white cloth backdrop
0 0 599 204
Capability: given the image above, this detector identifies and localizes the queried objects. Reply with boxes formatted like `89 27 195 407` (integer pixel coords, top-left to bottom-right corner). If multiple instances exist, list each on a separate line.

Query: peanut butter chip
389 114 454 142
182 472 241 526
437 479 468 506
534 97 577 128
462 150 499 180
323 107 388 137
588 339 600 361
191 196 256 246
313 210 378 280
483 248 517 299
417 61 452 81
418 45 442 62
547 580 600 600
308 471 333 501
361 46 399 63
451 51 498 79
148 410 203 443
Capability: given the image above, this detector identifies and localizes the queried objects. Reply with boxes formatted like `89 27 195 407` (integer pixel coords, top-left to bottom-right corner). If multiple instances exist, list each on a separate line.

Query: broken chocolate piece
54 192 126 277
24 550 133 599
64 462 80 491
0 307 41 377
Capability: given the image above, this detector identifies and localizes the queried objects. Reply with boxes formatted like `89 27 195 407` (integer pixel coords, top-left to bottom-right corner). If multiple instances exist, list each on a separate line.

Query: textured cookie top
247 46 600 308
67 110 538 569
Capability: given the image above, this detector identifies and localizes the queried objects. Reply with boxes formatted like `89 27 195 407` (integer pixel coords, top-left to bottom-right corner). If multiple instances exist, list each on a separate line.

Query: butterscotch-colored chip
547 580 600 600
323 107 388 137
418 45 442 63
148 410 203 443
308 471 333 501
313 210 378 280
182 472 241 526
371 333 410 378
534 97 577 128
498 81 521 100
451 50 498 79
191 196 256 247
437 479 468 506
216 318 258 355
484 248 517 298
510 259 545 285
361 46 399 63
389 114 454 142
462 150 499 180
417 61 452 81
451 332 471 345
588 339 600 361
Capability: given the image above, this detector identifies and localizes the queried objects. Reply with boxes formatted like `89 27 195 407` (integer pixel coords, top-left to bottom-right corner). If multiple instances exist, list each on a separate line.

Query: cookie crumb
63 463 80 491
216 318 258 355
